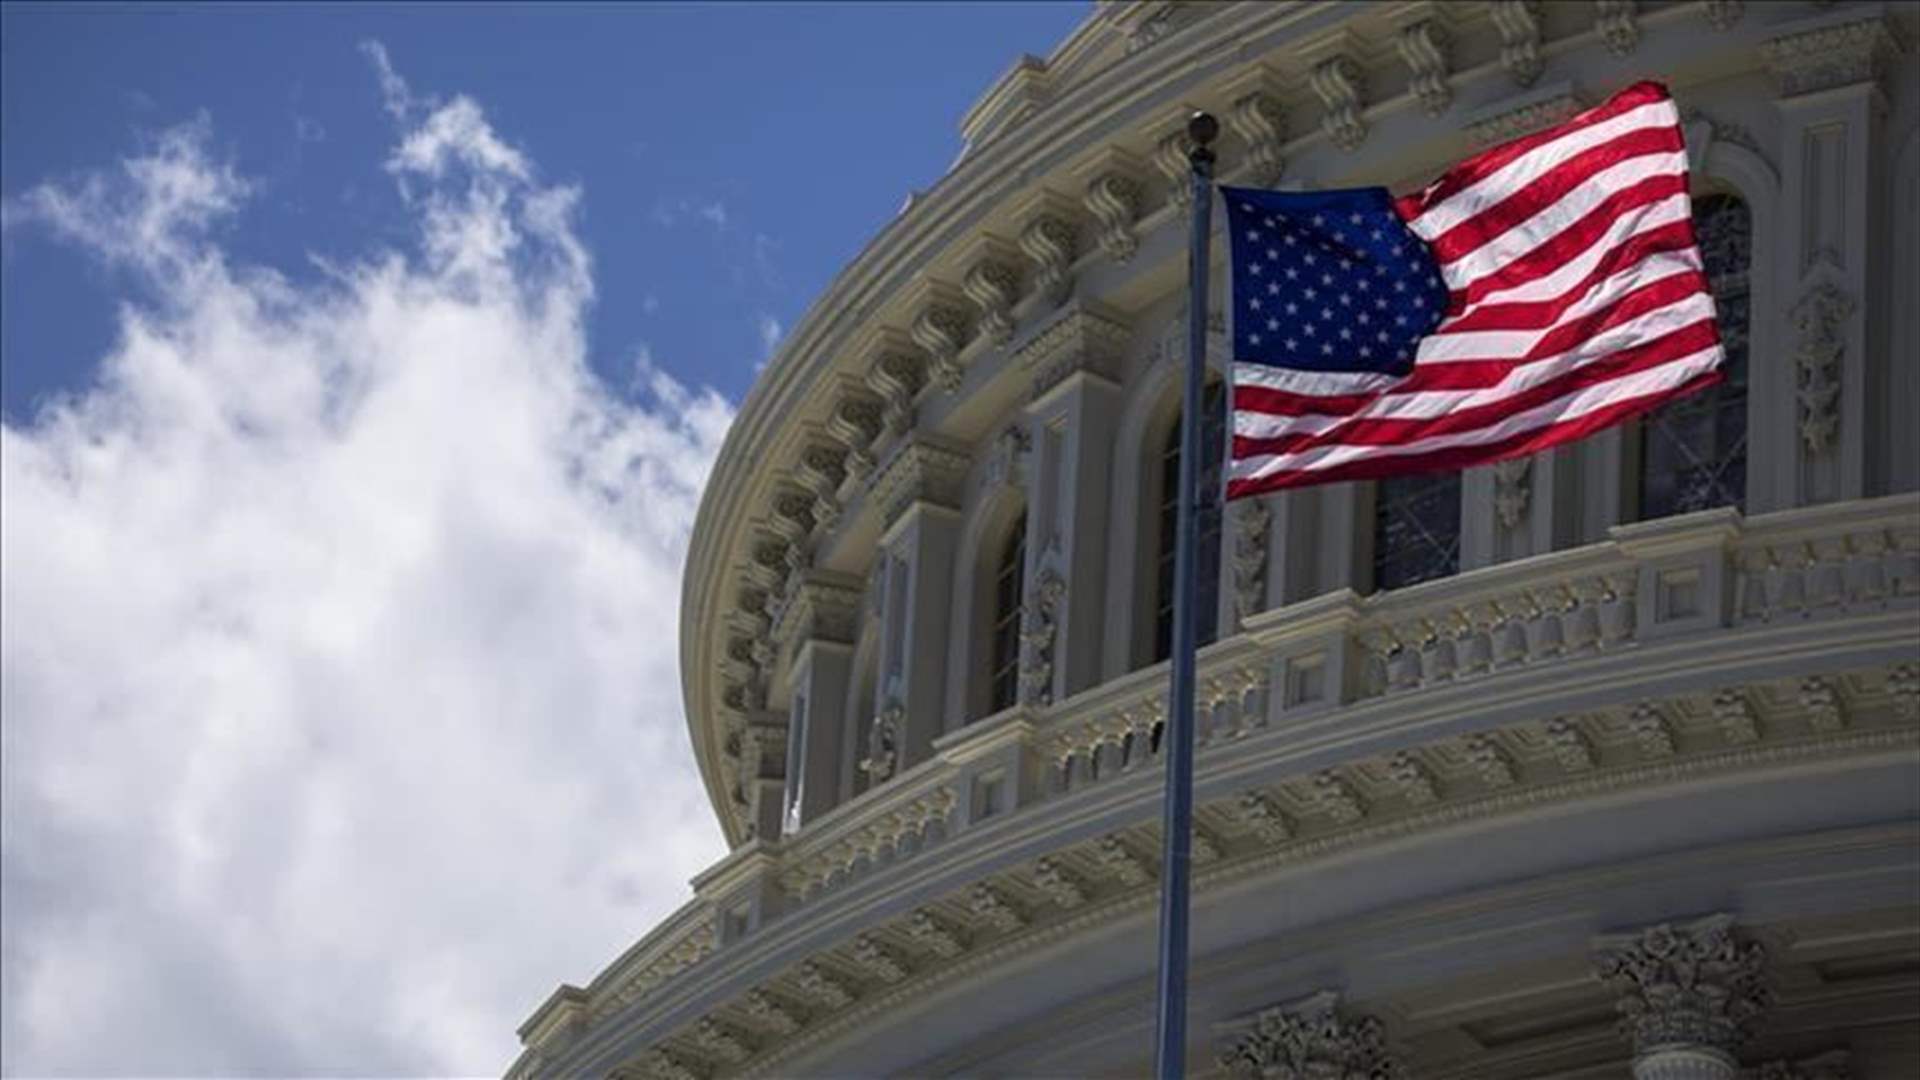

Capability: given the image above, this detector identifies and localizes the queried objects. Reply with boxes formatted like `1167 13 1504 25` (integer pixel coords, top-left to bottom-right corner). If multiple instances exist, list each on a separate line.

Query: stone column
865 438 969 781
1214 989 1404 1079
770 574 862 831
1592 914 1770 1080
1759 11 1901 508
1016 303 1127 703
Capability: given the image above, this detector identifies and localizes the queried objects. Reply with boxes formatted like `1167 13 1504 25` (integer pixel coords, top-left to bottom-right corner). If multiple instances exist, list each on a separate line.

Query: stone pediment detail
1215 990 1404 1080
770 572 863 648
1760 14 1903 97
1014 302 1129 400
868 438 970 527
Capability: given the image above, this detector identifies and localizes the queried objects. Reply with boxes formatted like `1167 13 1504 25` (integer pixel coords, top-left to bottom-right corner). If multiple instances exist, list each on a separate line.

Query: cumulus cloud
1 43 731 1078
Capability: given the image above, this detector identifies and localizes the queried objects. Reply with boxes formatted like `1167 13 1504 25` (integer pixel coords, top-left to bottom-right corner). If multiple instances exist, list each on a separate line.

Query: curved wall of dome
513 2 1920 1078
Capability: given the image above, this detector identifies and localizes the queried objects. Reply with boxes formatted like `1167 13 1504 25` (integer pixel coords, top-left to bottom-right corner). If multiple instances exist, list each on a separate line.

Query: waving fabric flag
1224 81 1723 499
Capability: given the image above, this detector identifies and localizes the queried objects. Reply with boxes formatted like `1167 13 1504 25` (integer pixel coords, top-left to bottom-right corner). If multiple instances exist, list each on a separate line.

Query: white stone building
511 2 1920 1077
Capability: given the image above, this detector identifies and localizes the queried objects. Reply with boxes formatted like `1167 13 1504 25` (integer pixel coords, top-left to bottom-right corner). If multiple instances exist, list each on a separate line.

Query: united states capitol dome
512 3 1920 1077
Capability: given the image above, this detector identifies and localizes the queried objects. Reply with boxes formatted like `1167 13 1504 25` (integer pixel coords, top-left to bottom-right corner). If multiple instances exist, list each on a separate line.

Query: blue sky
0 4 1092 1075
2 1 1090 420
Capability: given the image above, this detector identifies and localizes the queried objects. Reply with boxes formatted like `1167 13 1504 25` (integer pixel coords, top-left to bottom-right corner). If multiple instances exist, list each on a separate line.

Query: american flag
1224 81 1723 499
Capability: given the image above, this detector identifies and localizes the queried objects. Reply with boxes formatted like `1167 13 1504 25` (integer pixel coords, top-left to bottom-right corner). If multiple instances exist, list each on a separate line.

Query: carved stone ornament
740 989 801 1036
825 393 883 481
1233 498 1271 621
1753 1050 1850 1080
1019 212 1079 307
868 438 970 527
1215 990 1405 1080
1592 914 1770 1059
1019 568 1068 706
911 298 974 394
1395 19 1451 117
1309 56 1367 151
1494 455 1532 529
866 349 927 437
1468 90 1584 148
1595 0 1640 58
859 701 904 785
770 575 863 648
1153 128 1195 209
962 255 1022 346
1229 90 1288 185
984 424 1032 490
1760 15 1901 96
1084 170 1144 264
792 961 854 1009
1789 283 1852 454
1017 303 1129 401
1490 1 1545 87
796 442 849 532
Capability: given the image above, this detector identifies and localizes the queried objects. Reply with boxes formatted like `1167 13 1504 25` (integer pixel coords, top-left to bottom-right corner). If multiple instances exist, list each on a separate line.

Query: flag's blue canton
1222 185 1450 378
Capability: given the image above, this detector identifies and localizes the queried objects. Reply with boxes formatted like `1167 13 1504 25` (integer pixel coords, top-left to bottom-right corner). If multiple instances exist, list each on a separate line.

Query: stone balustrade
521 495 1919 1073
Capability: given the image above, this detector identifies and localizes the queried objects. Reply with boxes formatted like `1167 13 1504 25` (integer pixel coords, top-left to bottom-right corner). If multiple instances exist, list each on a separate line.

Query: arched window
1154 381 1227 663
1639 193 1751 518
988 514 1026 714
1373 470 1462 591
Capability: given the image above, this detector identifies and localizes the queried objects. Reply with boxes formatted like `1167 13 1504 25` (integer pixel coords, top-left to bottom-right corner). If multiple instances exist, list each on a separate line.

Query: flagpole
1152 110 1218 1080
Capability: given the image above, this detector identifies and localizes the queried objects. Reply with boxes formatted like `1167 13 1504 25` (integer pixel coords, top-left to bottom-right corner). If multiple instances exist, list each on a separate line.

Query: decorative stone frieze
1798 676 1845 732
868 437 969 527
1015 302 1129 401
967 881 1027 932
1227 85 1288 185
1017 193 1081 308
1760 14 1901 96
859 701 903 785
1387 751 1439 806
1216 990 1404 1080
1080 152 1146 264
1789 283 1852 455
1468 87 1584 147
824 391 884 484
1308 55 1367 151
1233 498 1270 622
1711 689 1761 745
1545 717 1597 771
1309 771 1366 824
906 909 967 958
770 574 863 648
848 934 908 983
768 489 817 576
792 961 854 1009
634 1047 702 1080
1093 834 1153 885
1031 856 1088 908
1630 703 1677 758
984 423 1031 491
1019 568 1067 706
1596 0 1640 57
1464 732 1518 788
1491 1 1545 87
1593 914 1770 1073
740 989 801 1036
909 286 976 394
1752 1050 1850 1080
1704 0 1743 33
960 240 1023 347
1395 17 1452 117
1889 664 1919 721
1231 791 1294 844
690 1018 751 1064
1494 456 1532 529
865 344 928 438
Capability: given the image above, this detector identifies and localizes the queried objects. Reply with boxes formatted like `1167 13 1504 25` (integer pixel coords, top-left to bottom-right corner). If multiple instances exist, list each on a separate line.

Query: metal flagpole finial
1187 112 1218 170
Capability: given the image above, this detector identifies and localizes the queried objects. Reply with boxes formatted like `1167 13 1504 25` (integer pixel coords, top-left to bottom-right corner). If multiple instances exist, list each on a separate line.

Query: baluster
1809 537 1848 610
1845 530 1888 603
1766 543 1810 617
1734 547 1771 622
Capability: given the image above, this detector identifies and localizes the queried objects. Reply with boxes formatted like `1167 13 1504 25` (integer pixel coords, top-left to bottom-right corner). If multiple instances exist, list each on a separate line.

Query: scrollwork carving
1216 991 1404 1080
1789 283 1852 454
1309 56 1367 151
1395 19 1451 116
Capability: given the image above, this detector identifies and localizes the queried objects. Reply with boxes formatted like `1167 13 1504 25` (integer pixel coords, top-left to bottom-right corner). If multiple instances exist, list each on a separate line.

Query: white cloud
1 43 731 1078
757 312 784 361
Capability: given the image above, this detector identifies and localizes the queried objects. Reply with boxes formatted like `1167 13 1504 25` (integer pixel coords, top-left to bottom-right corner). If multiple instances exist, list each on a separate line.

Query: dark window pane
1155 382 1227 662
989 514 1026 713
1373 470 1462 591
1640 194 1751 519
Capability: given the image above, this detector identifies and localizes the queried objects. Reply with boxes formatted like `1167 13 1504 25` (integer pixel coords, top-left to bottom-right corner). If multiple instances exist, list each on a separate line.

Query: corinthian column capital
1593 914 1770 1079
